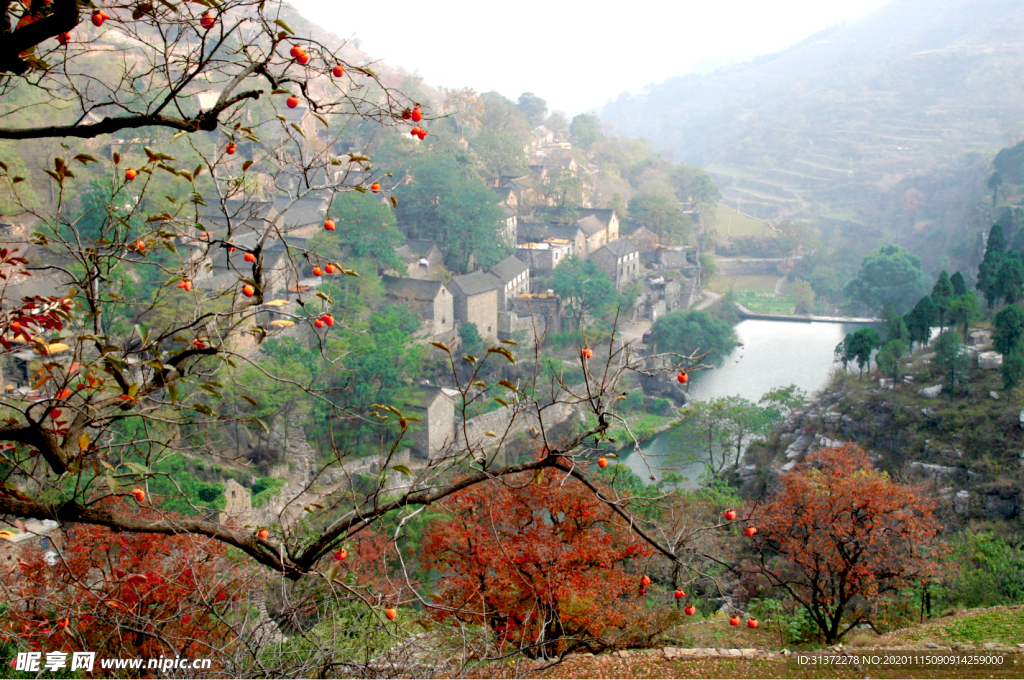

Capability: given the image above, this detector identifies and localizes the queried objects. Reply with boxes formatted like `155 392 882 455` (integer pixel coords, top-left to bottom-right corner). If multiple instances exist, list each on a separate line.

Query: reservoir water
624 319 870 485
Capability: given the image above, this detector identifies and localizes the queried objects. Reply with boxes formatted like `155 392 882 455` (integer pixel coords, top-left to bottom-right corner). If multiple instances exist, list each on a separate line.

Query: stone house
190 195 329 298
575 209 620 256
529 154 577 180
531 125 555 149
380 275 454 339
590 238 641 290
508 293 562 337
577 208 620 239
500 205 518 245
272 195 329 239
577 215 609 255
196 198 279 236
493 185 519 211
450 271 499 339
1 519 58 573
486 255 530 310
281 103 319 140
655 245 699 269
518 222 586 260
624 225 661 260
395 240 444 280
408 385 455 460
191 229 307 300
516 239 572 273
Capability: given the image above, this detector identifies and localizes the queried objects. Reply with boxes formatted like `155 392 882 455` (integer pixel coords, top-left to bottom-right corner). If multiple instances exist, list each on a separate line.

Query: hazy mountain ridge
602 0 1024 234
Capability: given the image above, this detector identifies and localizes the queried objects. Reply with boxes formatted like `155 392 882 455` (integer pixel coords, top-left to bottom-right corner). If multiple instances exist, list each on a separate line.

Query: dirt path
618 321 651 346
693 290 722 310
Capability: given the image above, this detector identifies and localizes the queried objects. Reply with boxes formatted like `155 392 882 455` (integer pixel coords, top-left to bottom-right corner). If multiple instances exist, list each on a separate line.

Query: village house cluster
0 124 705 465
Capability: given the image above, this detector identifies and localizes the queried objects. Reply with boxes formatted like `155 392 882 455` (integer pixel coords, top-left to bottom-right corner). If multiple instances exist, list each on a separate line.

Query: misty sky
290 0 891 115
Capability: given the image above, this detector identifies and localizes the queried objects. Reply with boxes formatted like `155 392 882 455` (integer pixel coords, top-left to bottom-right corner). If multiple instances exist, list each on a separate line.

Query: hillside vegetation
603 0 1024 264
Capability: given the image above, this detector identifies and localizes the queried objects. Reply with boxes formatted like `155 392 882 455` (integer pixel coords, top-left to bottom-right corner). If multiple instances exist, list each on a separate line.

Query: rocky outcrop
978 351 1003 370
742 371 1024 525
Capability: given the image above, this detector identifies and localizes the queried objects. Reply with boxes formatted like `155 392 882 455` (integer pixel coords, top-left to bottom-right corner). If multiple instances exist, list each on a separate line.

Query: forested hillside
603 0 1024 265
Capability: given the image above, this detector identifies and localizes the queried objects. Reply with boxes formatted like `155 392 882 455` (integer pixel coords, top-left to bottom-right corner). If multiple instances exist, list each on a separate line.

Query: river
623 319 870 486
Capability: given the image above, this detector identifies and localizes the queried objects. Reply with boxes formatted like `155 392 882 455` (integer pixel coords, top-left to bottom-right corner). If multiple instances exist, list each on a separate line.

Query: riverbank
733 301 879 325
586 412 678 452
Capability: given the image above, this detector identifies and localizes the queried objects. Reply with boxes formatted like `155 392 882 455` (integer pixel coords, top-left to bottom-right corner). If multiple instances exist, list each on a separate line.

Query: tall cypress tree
997 252 1024 305
978 224 1007 308
931 271 955 330
904 295 938 350
950 271 968 297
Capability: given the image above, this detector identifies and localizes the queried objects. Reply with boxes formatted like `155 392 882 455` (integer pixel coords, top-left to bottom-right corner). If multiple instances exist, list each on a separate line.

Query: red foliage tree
746 444 945 643
420 470 656 657
0 502 250 666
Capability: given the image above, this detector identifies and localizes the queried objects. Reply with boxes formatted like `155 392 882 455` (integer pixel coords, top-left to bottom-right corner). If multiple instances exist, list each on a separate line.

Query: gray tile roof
517 222 580 244
577 208 617 228
488 255 529 285
577 214 606 237
396 240 440 261
273 196 327 229
595 238 639 259
197 199 278 232
450 271 498 297
381 275 447 302
493 186 514 201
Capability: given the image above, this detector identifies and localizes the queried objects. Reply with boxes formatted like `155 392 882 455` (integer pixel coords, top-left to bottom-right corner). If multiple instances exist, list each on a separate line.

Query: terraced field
603 0 1021 237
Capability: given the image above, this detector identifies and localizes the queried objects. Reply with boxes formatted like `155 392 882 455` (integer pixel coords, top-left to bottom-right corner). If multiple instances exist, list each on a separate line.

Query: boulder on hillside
918 385 943 399
978 351 1003 370
954 490 970 515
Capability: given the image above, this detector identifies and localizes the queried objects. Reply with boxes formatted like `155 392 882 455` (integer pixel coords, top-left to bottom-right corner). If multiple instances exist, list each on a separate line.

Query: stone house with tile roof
395 240 444 280
486 255 530 310
381 275 454 339
449 271 499 339
590 238 641 290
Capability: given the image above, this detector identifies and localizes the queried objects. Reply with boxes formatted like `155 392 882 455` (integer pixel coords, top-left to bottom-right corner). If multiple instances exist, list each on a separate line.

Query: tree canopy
650 310 737 367
395 151 511 272
569 113 604 151
993 304 1024 355
977 224 1008 308
628 191 691 244
550 256 620 326
843 244 929 315
749 445 944 644
421 470 654 656
324 192 404 270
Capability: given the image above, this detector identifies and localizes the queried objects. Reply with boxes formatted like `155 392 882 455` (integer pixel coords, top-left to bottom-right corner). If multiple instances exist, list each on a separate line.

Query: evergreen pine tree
978 225 1007 308
930 271 955 329
950 271 968 296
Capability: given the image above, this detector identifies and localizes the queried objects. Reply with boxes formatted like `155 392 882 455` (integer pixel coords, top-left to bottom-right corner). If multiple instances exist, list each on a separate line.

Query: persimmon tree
1 0 409 135
0 0 734 672
745 444 945 644
420 469 658 658
0 503 250 668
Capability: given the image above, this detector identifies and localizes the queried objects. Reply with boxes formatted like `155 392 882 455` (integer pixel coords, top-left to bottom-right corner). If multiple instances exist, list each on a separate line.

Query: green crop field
713 204 771 236
710 274 779 293
732 290 796 314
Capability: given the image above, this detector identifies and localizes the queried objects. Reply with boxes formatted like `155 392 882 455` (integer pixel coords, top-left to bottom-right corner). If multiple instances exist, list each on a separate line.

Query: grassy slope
713 204 770 237
875 605 1024 647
